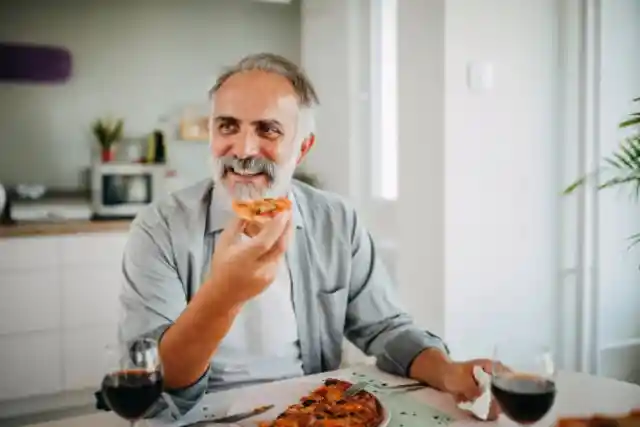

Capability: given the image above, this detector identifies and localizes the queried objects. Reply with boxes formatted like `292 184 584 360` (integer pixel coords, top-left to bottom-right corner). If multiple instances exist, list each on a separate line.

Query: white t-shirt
209 235 303 385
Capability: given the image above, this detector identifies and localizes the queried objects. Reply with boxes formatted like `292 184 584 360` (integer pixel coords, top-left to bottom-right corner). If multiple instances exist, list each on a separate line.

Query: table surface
25 365 640 427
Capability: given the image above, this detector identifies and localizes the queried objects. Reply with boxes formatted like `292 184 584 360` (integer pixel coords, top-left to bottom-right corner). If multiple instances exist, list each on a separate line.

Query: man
119 53 498 421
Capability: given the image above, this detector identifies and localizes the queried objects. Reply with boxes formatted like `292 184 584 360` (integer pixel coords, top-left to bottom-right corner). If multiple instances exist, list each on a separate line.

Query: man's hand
441 359 500 420
159 210 293 390
207 210 293 307
409 350 500 421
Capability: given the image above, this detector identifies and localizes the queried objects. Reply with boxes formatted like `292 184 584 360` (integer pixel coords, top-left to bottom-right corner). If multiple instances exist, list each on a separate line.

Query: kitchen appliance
91 163 167 219
0 183 5 216
11 198 92 222
0 182 11 224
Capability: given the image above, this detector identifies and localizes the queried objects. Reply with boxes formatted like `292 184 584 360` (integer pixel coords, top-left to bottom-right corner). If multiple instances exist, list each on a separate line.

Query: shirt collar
206 185 304 234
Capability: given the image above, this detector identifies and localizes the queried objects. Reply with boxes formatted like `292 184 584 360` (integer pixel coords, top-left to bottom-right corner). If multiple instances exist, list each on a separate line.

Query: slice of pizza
557 410 640 427
231 197 292 237
258 378 384 427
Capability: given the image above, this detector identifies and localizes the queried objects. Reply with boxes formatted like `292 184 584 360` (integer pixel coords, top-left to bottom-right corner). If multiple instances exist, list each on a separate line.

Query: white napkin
457 366 492 420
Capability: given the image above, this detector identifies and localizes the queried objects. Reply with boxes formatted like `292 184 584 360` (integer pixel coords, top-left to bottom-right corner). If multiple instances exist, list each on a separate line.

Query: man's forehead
212 70 300 120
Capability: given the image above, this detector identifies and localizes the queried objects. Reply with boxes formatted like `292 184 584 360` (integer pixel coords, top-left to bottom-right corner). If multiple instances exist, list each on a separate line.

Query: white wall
302 0 562 364
395 0 561 360
442 0 560 359
0 0 300 188
396 0 447 338
300 0 369 207
595 0 640 382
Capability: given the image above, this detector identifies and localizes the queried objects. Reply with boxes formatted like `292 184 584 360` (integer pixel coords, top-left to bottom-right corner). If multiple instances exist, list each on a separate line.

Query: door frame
558 0 603 375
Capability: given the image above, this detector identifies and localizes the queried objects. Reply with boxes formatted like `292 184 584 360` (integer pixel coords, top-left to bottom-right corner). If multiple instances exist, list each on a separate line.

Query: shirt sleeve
343 208 450 377
118 207 209 420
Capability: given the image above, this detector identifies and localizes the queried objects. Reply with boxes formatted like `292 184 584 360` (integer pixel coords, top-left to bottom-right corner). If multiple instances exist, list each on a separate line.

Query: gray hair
209 53 320 108
209 53 319 140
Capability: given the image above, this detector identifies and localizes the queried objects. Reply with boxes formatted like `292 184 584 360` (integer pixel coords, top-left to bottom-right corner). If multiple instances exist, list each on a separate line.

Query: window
370 0 398 200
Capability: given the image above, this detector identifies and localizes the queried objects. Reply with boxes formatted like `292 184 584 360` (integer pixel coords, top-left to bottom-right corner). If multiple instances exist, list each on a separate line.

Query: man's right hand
207 210 293 306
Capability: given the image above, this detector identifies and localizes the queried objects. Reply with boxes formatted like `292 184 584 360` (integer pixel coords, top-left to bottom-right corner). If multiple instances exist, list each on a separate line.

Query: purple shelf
0 42 72 83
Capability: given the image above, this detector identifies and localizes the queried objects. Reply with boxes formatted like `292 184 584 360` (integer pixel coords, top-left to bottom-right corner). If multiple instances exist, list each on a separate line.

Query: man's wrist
408 347 455 392
201 277 244 315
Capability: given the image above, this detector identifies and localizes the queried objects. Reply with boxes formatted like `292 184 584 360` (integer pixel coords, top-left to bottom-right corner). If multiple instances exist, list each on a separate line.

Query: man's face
210 70 309 201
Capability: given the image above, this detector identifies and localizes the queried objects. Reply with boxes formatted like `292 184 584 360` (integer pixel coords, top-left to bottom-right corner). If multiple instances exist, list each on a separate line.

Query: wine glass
491 343 557 425
101 338 164 426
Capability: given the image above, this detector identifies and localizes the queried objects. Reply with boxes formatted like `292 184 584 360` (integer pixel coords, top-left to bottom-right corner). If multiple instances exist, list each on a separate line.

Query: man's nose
231 131 260 158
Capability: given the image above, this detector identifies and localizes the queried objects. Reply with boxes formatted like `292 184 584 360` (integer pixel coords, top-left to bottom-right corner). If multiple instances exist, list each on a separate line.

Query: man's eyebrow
252 119 283 128
213 115 239 122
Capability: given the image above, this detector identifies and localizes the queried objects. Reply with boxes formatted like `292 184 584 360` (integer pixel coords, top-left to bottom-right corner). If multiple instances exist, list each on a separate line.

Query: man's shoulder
131 179 212 233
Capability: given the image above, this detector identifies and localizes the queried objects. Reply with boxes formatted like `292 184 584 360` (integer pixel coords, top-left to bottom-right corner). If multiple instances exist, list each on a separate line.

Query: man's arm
342 207 452 386
119 209 238 417
342 207 500 418
159 280 240 390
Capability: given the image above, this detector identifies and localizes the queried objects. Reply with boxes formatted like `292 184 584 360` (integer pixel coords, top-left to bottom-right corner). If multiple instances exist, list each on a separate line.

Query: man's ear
297 133 315 165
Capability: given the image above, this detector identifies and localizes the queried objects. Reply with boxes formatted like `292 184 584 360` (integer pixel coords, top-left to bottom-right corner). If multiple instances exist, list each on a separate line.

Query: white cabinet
59 234 127 270
61 268 122 329
0 232 127 403
0 269 61 336
0 332 62 401
62 326 119 391
0 236 58 271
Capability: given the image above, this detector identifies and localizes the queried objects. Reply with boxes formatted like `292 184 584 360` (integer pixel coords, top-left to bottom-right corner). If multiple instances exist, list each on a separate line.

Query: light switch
467 62 494 92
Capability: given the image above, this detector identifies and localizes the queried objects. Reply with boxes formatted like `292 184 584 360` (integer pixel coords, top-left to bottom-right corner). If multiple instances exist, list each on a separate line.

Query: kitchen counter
0 219 131 238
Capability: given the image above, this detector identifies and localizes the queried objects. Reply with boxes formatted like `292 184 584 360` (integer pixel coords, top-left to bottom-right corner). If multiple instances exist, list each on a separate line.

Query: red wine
101 369 163 421
491 374 556 424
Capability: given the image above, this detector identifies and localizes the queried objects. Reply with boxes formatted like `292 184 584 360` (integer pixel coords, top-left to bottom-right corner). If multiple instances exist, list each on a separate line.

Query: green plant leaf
627 232 640 250
604 157 622 169
620 116 640 128
598 173 640 190
91 117 124 149
620 143 640 169
562 176 587 195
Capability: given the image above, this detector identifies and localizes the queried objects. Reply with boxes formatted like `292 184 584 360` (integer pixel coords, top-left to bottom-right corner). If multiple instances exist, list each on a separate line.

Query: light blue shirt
118 178 449 421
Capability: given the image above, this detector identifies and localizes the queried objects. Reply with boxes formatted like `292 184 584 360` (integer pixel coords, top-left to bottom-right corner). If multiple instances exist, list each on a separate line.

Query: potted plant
92 118 124 162
563 96 640 249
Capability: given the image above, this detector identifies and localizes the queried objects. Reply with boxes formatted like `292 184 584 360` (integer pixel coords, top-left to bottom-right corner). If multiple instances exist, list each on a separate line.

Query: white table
26 366 640 427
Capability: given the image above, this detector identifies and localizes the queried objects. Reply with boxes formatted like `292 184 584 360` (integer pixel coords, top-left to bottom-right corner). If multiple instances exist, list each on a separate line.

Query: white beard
210 152 298 202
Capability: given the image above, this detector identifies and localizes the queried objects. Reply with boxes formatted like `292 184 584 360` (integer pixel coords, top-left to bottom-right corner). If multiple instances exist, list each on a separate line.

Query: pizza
258 378 385 427
231 197 292 237
557 410 640 427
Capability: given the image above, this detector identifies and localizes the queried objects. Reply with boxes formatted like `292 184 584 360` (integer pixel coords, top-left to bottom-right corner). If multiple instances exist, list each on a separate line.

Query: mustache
218 156 277 180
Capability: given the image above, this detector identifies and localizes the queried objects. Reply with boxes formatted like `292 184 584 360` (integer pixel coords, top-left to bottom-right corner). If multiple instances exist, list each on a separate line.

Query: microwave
91 163 167 219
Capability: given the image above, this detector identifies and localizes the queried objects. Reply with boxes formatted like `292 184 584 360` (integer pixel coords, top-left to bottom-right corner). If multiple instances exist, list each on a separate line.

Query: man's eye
258 124 281 138
218 123 238 134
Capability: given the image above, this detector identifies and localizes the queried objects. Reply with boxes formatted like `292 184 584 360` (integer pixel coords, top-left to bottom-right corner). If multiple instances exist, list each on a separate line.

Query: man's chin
221 180 270 201
213 173 292 201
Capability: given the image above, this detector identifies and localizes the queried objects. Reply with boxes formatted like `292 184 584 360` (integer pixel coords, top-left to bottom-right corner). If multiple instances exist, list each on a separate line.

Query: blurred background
0 0 638 424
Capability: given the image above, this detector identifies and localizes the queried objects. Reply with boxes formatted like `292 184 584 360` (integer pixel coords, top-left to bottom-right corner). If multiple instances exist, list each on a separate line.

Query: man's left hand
409 350 500 421
440 359 501 420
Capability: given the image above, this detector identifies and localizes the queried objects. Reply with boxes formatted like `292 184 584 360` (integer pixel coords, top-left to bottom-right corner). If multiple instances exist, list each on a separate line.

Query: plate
225 378 391 427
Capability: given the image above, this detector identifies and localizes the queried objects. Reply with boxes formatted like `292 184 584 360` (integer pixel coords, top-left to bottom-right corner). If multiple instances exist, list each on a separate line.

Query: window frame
369 0 398 202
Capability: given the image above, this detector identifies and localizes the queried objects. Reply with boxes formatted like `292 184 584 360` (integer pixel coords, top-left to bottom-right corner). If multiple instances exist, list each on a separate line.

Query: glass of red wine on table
491 343 557 425
102 338 164 426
